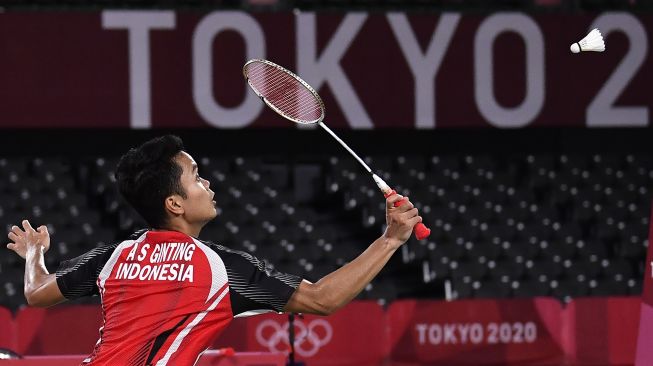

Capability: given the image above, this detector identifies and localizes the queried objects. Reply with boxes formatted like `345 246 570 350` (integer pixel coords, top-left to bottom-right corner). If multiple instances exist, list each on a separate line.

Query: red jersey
55 230 301 366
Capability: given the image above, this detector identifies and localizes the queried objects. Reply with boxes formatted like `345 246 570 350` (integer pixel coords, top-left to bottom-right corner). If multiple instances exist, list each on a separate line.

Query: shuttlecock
570 28 605 53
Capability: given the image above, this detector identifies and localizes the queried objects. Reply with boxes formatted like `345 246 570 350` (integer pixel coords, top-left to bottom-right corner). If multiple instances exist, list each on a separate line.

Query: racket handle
383 189 431 240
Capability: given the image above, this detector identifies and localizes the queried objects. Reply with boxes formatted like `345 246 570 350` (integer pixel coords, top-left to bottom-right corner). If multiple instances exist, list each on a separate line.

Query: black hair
115 135 187 228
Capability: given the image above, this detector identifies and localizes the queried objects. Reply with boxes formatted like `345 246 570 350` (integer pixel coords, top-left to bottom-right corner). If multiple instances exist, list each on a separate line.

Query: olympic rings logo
255 319 333 357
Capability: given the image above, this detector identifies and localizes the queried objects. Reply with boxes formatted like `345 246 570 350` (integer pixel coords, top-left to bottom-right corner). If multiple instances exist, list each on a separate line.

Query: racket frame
243 59 325 125
243 59 373 174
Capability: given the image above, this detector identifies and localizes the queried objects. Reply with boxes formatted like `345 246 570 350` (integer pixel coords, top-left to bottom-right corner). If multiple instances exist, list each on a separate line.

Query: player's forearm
313 236 398 313
24 245 54 306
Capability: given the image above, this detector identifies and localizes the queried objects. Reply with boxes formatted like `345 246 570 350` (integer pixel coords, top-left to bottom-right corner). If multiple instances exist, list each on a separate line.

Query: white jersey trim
193 238 229 302
155 286 230 366
234 309 276 318
97 231 148 291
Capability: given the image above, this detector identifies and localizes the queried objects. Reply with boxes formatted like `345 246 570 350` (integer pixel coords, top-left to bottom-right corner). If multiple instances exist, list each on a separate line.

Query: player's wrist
380 233 404 250
25 244 45 255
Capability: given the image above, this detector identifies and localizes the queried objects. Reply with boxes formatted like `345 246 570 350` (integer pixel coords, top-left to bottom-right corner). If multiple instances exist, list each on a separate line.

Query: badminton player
6 135 422 365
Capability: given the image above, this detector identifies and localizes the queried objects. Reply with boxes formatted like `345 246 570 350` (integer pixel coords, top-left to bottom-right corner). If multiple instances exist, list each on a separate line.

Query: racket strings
275 90 320 119
250 65 320 120
246 62 323 123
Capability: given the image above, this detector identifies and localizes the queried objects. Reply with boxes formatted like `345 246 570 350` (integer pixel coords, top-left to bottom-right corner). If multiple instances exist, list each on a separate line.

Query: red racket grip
384 190 431 240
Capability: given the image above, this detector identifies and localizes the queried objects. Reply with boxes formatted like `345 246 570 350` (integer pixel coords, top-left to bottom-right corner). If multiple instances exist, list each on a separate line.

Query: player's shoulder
127 228 150 240
85 234 133 260
92 228 149 257
196 238 258 262
195 238 229 253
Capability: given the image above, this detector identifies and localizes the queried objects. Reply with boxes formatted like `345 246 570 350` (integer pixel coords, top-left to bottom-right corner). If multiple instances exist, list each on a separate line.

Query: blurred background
0 0 651 365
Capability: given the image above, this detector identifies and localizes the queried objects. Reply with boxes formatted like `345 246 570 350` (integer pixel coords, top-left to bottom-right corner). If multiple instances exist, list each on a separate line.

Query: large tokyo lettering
101 11 649 129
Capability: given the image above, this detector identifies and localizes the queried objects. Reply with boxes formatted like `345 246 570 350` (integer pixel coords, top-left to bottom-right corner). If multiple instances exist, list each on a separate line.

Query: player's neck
161 219 203 239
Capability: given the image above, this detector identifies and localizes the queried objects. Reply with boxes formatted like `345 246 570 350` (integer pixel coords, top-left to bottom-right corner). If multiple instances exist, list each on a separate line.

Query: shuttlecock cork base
571 28 605 53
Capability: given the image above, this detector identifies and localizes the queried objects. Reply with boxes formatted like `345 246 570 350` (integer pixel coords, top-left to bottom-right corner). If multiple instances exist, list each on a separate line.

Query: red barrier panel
0 306 15 351
15 305 103 355
7 298 643 365
0 352 285 366
213 301 386 366
387 298 564 365
565 297 639 366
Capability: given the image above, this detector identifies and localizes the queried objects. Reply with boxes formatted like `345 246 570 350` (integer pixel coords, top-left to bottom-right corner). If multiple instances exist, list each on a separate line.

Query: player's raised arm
283 194 422 315
7 220 65 307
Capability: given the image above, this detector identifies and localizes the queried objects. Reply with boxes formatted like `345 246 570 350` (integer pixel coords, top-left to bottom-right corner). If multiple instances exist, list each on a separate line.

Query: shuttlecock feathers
571 28 605 53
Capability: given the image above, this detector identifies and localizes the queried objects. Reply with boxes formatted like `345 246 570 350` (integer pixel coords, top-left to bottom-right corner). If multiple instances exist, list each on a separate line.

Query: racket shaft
318 124 430 239
318 122 373 173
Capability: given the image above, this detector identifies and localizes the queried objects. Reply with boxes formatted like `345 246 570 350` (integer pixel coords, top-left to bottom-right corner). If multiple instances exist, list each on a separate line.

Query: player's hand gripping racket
243 59 430 240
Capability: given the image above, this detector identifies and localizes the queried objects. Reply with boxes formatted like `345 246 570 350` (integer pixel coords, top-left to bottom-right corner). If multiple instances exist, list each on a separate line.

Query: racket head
243 59 325 125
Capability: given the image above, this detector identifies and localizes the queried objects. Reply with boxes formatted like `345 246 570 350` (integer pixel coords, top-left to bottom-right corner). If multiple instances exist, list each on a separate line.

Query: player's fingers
8 232 18 242
11 225 23 236
394 198 414 212
407 216 423 227
400 208 419 220
395 201 415 216
38 225 49 235
7 243 16 251
386 193 404 209
22 220 35 233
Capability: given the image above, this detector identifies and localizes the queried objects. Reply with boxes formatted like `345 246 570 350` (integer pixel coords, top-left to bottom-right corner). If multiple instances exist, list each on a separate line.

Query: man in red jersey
7 135 422 365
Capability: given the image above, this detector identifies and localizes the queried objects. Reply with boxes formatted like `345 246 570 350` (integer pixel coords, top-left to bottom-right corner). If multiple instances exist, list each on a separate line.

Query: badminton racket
243 59 430 240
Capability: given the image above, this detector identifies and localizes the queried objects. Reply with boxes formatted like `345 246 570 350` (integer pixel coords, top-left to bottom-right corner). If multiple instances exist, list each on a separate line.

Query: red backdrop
0 11 650 129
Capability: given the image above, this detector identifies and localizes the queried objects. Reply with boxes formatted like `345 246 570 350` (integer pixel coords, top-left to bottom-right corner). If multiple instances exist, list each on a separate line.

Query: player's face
175 152 218 224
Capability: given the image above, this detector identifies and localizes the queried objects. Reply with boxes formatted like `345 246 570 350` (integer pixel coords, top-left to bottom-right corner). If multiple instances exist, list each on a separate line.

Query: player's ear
165 195 185 216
